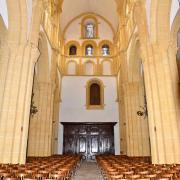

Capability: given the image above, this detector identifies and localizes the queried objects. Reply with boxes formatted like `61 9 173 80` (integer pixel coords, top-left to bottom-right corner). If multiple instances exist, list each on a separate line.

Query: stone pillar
123 82 150 157
28 82 55 157
27 80 40 156
51 86 60 155
132 1 180 163
143 45 180 164
0 44 40 164
118 84 127 155
0 43 9 111
118 52 128 155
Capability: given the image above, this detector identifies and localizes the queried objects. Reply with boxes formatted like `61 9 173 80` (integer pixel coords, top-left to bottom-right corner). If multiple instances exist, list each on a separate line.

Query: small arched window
86 45 93 56
86 79 104 109
176 29 180 77
90 83 101 105
69 45 77 55
102 45 110 56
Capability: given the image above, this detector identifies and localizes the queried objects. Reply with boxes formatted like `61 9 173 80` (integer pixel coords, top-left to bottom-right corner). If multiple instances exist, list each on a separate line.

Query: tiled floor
73 161 102 180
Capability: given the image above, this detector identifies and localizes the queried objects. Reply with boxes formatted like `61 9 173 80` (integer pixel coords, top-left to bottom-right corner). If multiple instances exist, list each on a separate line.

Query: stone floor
73 161 102 180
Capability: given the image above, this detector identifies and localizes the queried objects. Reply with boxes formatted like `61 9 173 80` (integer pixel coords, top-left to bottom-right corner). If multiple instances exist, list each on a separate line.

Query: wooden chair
108 174 124 180
0 173 12 179
16 173 28 180
3 178 18 180
127 174 141 179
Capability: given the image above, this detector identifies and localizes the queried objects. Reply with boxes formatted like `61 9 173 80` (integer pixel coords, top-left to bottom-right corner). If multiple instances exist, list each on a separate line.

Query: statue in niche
86 23 94 38
86 45 93 56
102 45 110 56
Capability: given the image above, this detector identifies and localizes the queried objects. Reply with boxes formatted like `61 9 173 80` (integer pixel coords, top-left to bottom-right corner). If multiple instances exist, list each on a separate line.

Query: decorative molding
85 78 105 110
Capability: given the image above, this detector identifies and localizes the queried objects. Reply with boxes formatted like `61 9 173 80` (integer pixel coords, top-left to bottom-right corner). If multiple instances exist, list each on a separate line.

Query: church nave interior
0 0 180 179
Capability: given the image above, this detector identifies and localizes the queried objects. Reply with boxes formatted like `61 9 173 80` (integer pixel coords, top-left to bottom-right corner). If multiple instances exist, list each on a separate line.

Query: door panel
91 136 98 153
79 136 86 153
63 123 115 160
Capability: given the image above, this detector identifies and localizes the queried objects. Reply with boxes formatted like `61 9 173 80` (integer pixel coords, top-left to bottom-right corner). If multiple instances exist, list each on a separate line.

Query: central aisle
73 161 102 180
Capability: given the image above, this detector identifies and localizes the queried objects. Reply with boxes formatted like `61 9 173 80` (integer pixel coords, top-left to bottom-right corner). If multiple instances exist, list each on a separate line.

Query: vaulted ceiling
60 0 119 32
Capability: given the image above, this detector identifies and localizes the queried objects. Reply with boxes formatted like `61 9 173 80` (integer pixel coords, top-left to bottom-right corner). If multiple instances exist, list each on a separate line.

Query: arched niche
69 45 77 56
99 40 114 56
66 61 77 75
101 60 112 75
84 61 95 75
82 40 98 56
86 78 105 109
81 15 99 39
65 41 81 56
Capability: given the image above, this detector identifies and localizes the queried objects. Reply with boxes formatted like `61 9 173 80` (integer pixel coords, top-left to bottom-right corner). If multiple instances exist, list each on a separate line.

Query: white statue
86 24 94 38
86 45 93 56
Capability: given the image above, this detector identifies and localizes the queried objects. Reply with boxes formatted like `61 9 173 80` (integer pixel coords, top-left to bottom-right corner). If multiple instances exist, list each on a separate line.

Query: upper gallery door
63 123 115 160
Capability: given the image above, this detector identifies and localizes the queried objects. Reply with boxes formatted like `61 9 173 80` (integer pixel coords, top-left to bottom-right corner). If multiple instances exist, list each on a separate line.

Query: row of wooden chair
0 155 82 180
96 155 180 180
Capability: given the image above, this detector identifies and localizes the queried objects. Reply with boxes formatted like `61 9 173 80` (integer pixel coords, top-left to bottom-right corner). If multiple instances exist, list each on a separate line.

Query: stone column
0 43 40 164
132 1 180 163
27 80 40 156
123 82 150 157
28 82 55 157
51 86 60 155
0 43 9 111
143 45 180 164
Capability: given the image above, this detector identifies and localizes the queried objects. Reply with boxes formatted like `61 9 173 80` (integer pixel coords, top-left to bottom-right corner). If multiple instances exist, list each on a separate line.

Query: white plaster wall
85 62 94 75
58 76 120 155
170 0 179 28
0 0 8 28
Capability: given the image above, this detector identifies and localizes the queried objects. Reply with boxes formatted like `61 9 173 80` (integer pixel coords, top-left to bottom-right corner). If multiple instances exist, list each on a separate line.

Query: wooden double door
62 123 115 160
